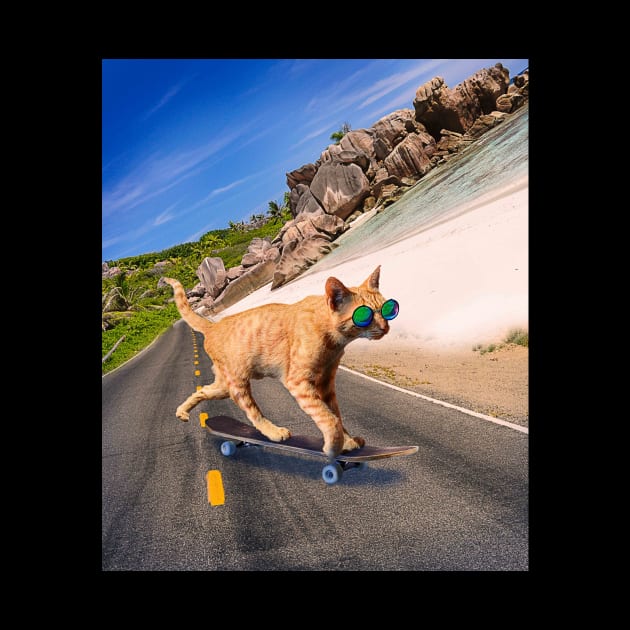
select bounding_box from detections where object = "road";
[102,320,528,570]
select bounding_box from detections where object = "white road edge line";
[338,365,528,435]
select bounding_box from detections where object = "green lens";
[353,305,373,327]
[381,299,399,320]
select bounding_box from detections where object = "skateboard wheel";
[220,441,237,457]
[322,463,343,485]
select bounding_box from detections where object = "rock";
[321,130,377,175]
[413,64,510,138]
[241,252,261,267]
[496,92,526,113]
[209,260,278,315]
[465,111,509,139]
[372,109,416,158]
[240,237,276,268]
[334,149,370,172]
[103,265,122,279]
[286,163,318,190]
[383,132,435,179]
[309,161,370,220]
[186,283,206,298]
[196,257,227,299]
[308,212,346,238]
[289,183,310,216]
[271,235,336,290]
[294,188,324,216]
[362,196,376,212]
[372,173,402,199]
[226,265,244,281]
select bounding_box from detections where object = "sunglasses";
[352,299,399,328]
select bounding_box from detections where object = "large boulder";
[383,132,436,179]
[196,257,227,298]
[286,163,318,190]
[321,129,377,176]
[413,63,510,138]
[372,109,418,159]
[308,161,370,220]
[271,235,336,290]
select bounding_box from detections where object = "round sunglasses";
[352,299,399,327]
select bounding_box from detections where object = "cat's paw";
[342,435,365,452]
[176,407,190,422]
[269,425,291,442]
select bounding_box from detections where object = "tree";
[267,199,284,221]
[330,122,352,144]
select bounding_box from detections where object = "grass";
[102,304,180,374]
[473,328,528,355]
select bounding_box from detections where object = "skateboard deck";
[205,415,419,484]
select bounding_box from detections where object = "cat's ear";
[361,265,381,291]
[326,277,352,312]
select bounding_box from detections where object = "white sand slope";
[217,181,528,352]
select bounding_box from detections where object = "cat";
[158,265,396,459]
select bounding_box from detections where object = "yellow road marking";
[196,385,202,391]
[206,470,225,506]
[199,412,208,427]
[195,369,200,376]
[194,360,199,365]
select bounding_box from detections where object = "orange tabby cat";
[158,266,397,458]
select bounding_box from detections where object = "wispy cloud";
[208,177,250,198]
[303,59,445,131]
[153,202,179,226]
[102,127,249,219]
[141,75,196,121]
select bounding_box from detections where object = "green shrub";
[102,304,180,373]
[505,328,528,347]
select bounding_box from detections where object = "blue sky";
[102,58,528,262]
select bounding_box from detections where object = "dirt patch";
[341,342,528,427]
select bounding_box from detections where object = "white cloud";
[141,75,196,121]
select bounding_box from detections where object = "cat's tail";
[158,277,213,335]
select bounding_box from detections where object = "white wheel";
[220,441,237,457]
[322,463,343,484]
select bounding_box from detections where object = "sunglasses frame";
[352,299,399,328]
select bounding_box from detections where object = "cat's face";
[325,266,396,342]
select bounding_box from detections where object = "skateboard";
[205,415,419,485]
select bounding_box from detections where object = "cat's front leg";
[322,384,365,453]
[286,381,345,458]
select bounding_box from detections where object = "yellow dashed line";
[196,385,202,391]
[206,470,225,506]
[199,412,208,427]
[195,369,200,376]
[194,360,199,365]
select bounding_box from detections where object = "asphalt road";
[102,320,528,570]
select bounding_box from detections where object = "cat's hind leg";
[228,381,291,442]
[175,381,229,421]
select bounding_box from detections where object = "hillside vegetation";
[102,203,292,373]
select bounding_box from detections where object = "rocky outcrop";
[413,63,510,139]
[171,64,529,300]
[267,63,528,290]
[271,235,336,290]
